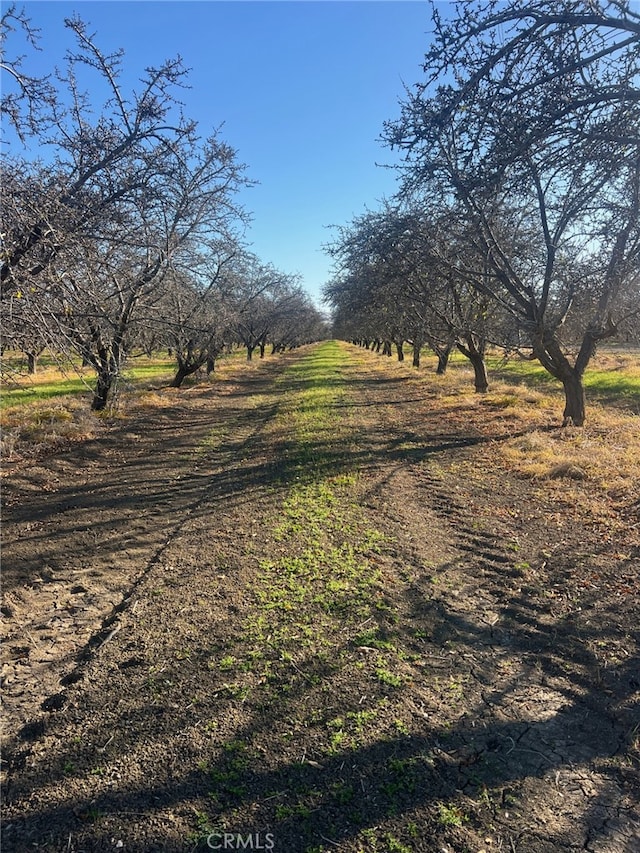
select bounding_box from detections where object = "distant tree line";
[0,7,327,409]
[324,0,640,425]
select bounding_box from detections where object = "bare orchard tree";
[0,161,75,377]
[268,289,327,354]
[159,246,244,388]
[324,271,387,353]
[233,261,303,360]
[324,207,422,362]
[0,283,41,377]
[0,4,56,142]
[324,204,505,389]
[1,15,240,298]
[385,0,640,425]
[1,15,250,409]
[64,134,248,409]
[0,298,47,373]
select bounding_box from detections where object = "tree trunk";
[456,337,488,392]
[91,373,112,411]
[435,346,452,375]
[560,371,586,426]
[470,352,489,392]
[246,345,255,361]
[259,341,266,358]
[171,365,190,388]
[172,356,209,386]
[206,356,216,375]
[396,342,404,361]
[412,342,421,368]
[532,332,590,426]
[26,352,37,374]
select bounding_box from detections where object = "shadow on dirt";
[3,596,638,851]
[2,404,532,593]
[2,351,639,852]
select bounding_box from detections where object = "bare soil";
[2,343,639,853]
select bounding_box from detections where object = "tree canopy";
[325,0,640,425]
[1,8,325,407]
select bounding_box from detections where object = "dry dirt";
[1,343,639,853]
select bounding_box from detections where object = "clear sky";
[7,1,436,304]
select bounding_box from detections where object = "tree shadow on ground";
[3,596,638,852]
[1,375,533,592]
[3,350,638,852]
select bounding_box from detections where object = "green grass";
[418,346,640,407]
[0,354,175,409]
[436,802,468,828]
[122,360,175,381]
[581,368,640,403]
[485,353,640,405]
[0,377,93,408]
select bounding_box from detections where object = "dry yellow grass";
[3,345,639,506]
[496,403,639,502]
[0,399,103,464]
[0,351,265,461]
[356,345,639,526]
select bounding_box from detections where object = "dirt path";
[1,361,285,743]
[2,343,639,853]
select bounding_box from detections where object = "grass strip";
[191,343,432,851]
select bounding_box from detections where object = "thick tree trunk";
[412,342,421,368]
[171,365,192,388]
[259,342,266,359]
[435,346,452,375]
[560,372,586,426]
[470,352,489,392]
[91,373,112,411]
[246,345,255,361]
[533,332,590,426]
[172,354,212,386]
[457,337,488,392]
[26,352,37,374]
[396,342,404,362]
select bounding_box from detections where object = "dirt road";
[2,342,639,852]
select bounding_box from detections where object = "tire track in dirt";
[2,344,638,853]
[344,353,639,853]
[2,348,337,852]
[1,360,288,751]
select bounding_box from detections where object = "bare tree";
[60,134,248,409]
[1,15,230,296]
[233,261,303,361]
[268,289,327,354]
[324,204,505,389]
[0,4,56,142]
[159,247,245,388]
[385,0,640,424]
[1,14,251,409]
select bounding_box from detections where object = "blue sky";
[8,1,436,304]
